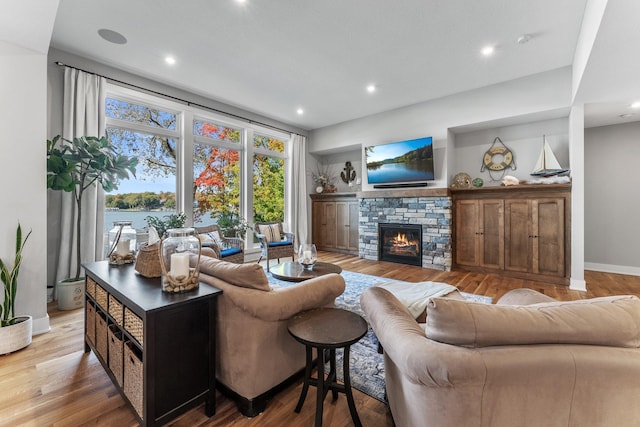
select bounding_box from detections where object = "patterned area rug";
[267,269,492,402]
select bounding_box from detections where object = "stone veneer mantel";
[357,189,452,271]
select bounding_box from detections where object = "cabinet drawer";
[124,307,143,346]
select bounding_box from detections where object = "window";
[104,84,290,252]
[253,133,286,223]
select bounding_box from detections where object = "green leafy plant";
[145,212,187,238]
[1,223,32,327]
[47,135,138,280]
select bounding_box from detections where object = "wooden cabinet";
[311,193,359,255]
[452,184,570,285]
[83,261,222,426]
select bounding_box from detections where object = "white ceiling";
[49,0,597,131]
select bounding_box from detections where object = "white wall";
[0,50,50,334]
[584,121,640,275]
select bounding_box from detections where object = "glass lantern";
[159,228,201,293]
[107,221,137,265]
[297,243,318,270]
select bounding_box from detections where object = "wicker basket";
[95,311,108,361]
[108,325,124,387]
[135,242,162,278]
[124,307,144,346]
[86,277,96,298]
[124,342,143,418]
[108,295,124,327]
[86,301,96,345]
[95,284,108,311]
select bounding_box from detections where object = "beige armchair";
[361,287,640,427]
[254,221,295,271]
[198,256,345,417]
[195,224,244,264]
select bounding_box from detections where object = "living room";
[2,0,640,425]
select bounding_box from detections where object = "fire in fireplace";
[379,223,422,266]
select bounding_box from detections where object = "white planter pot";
[58,278,85,310]
[0,316,33,355]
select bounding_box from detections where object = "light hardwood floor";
[2,253,640,427]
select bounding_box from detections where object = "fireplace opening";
[379,223,422,266]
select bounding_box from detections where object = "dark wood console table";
[82,261,222,426]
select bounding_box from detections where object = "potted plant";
[47,135,137,309]
[0,223,32,355]
[145,212,187,238]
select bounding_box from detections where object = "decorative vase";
[0,315,32,355]
[57,278,85,310]
[298,243,318,270]
[159,228,201,293]
[107,221,137,265]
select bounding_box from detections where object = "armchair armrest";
[360,287,485,387]
[201,241,222,258]
[224,273,345,321]
[221,236,244,250]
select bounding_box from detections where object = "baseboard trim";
[584,262,640,277]
[32,313,51,336]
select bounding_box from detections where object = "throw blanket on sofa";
[375,280,457,319]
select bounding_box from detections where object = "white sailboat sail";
[531,136,569,176]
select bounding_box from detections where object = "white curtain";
[291,134,308,246]
[52,68,106,283]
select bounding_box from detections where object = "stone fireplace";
[358,190,452,271]
[379,223,422,266]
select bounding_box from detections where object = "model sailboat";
[530,136,569,177]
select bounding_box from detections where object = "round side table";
[288,307,368,427]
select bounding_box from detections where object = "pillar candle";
[116,238,130,256]
[170,252,190,278]
[303,250,312,262]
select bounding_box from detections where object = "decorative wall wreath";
[480,137,516,181]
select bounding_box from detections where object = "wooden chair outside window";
[254,222,295,271]
[194,224,245,264]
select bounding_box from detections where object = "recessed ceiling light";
[366,84,376,93]
[481,45,495,56]
[236,0,246,3]
[631,101,640,109]
[296,108,304,115]
[97,28,127,45]
[165,56,176,65]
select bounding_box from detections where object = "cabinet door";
[533,198,565,277]
[479,200,504,269]
[312,201,325,247]
[324,202,337,248]
[504,200,533,273]
[455,200,480,266]
[336,202,349,249]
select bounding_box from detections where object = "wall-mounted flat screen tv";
[365,136,434,185]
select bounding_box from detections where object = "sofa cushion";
[199,256,270,291]
[258,224,281,242]
[426,295,640,348]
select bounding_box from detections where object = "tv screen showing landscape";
[365,136,434,184]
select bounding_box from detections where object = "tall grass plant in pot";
[47,135,137,309]
[0,223,32,355]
